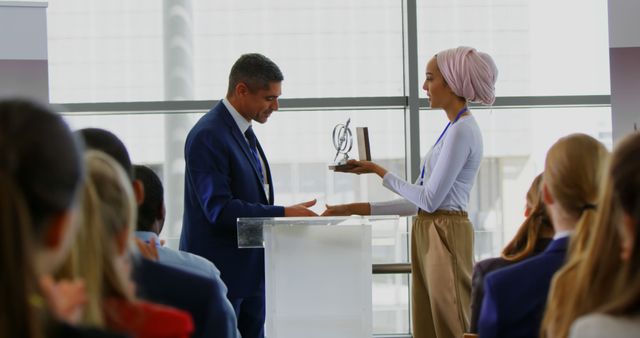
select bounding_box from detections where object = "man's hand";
[135,237,159,261]
[284,199,318,217]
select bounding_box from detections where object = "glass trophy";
[328,118,371,171]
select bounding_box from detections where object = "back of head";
[227,53,283,96]
[611,132,640,249]
[544,133,608,221]
[67,151,137,326]
[77,128,133,181]
[0,98,83,338]
[435,46,499,105]
[134,165,165,234]
[606,132,640,314]
[541,134,633,337]
[502,173,553,261]
[0,99,83,234]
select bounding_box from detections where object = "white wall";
[0,1,49,102]
[608,0,640,142]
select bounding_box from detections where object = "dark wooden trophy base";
[328,163,357,172]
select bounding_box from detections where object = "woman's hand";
[336,160,388,178]
[39,275,87,325]
[322,202,371,216]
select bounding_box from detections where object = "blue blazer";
[179,101,284,298]
[478,236,569,338]
[133,258,240,338]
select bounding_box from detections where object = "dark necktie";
[244,126,264,182]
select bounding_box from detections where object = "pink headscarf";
[435,46,499,105]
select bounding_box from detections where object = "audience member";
[478,133,608,338]
[540,165,620,337]
[133,164,231,284]
[59,150,194,337]
[468,173,553,333]
[0,99,126,338]
[77,128,240,338]
[550,132,640,338]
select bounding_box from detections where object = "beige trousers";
[411,210,474,338]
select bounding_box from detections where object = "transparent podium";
[237,216,398,338]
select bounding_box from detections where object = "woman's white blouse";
[371,115,483,215]
[569,313,640,338]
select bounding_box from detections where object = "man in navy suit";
[180,53,317,338]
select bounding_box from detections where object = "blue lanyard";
[419,106,468,185]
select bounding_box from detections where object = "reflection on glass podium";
[238,216,399,338]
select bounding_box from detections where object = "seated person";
[133,164,227,282]
[469,173,553,333]
[0,99,126,338]
[544,133,640,338]
[478,134,609,338]
[58,150,194,338]
[77,127,240,338]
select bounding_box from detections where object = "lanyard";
[419,106,468,185]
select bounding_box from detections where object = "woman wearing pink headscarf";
[324,46,498,338]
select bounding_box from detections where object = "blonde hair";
[539,134,610,338]
[60,150,137,327]
[501,173,553,262]
[543,133,608,255]
[541,173,620,338]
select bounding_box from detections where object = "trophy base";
[328,163,357,172]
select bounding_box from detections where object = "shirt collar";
[553,230,573,240]
[222,98,252,134]
[135,231,160,247]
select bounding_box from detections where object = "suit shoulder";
[486,251,559,290]
[187,109,232,144]
[475,257,510,273]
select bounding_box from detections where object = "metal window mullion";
[54,95,611,115]
[402,0,421,183]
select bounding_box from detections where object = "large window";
[47,1,163,103]
[193,1,404,99]
[416,0,610,97]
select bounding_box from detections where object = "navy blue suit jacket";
[478,236,569,338]
[180,101,284,298]
[133,257,240,338]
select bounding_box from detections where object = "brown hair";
[502,173,553,261]
[540,134,611,338]
[603,132,640,314]
[0,99,83,338]
[541,175,621,337]
[543,133,608,255]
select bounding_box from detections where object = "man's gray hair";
[227,53,283,96]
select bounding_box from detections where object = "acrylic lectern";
[237,216,398,338]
